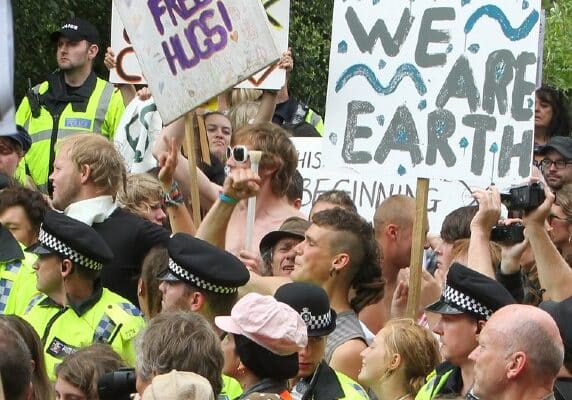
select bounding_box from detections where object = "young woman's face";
[55,377,87,400]
[535,94,554,131]
[205,113,232,161]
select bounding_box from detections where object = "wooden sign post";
[184,113,203,226]
[406,177,429,319]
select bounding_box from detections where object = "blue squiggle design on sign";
[335,63,427,96]
[464,5,539,41]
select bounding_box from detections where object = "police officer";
[0,125,32,185]
[15,17,125,192]
[275,282,370,400]
[158,232,250,322]
[23,210,144,380]
[415,263,515,400]
[157,232,250,400]
[0,223,37,315]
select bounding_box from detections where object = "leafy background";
[12,0,571,117]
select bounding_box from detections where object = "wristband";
[219,193,238,205]
[164,181,184,207]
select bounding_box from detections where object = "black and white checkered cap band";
[38,228,103,271]
[168,258,237,294]
[301,308,333,331]
[443,285,493,320]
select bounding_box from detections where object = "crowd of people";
[1,14,572,400]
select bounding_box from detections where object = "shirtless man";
[175,122,304,261]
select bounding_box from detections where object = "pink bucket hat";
[215,292,308,355]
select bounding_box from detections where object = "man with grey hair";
[469,304,564,400]
[0,323,33,400]
[135,311,226,398]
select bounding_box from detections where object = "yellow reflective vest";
[22,286,144,381]
[0,243,38,316]
[15,74,124,191]
[221,374,243,400]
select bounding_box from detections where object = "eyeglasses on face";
[226,145,250,163]
[539,159,572,170]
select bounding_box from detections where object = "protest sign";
[114,0,281,124]
[293,137,483,232]
[0,1,16,136]
[236,0,290,90]
[109,2,146,84]
[323,0,541,186]
[114,97,162,173]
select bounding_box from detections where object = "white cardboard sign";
[109,2,146,84]
[236,0,290,90]
[114,0,281,124]
[323,0,541,187]
[0,1,16,136]
[294,137,489,233]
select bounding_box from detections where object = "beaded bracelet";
[164,181,184,207]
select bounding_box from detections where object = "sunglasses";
[226,145,250,163]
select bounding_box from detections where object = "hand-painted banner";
[236,0,290,90]
[323,0,541,186]
[114,0,281,124]
[114,97,162,173]
[109,2,146,84]
[0,1,16,136]
[293,137,508,233]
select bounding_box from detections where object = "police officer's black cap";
[50,17,100,44]
[275,282,336,337]
[426,263,515,321]
[26,210,113,271]
[158,233,249,294]
[540,297,572,355]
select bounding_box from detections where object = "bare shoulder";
[329,339,367,381]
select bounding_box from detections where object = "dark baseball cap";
[538,136,572,159]
[540,297,572,354]
[50,17,99,44]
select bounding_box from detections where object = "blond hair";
[117,173,163,218]
[228,101,260,131]
[378,318,440,394]
[556,184,572,219]
[57,134,126,197]
[450,238,501,271]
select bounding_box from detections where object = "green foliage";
[542,0,572,92]
[13,0,112,103]
[288,0,333,116]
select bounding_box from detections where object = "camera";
[98,367,137,400]
[490,223,525,244]
[500,182,545,212]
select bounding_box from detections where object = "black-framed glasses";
[226,145,249,163]
[539,159,572,170]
